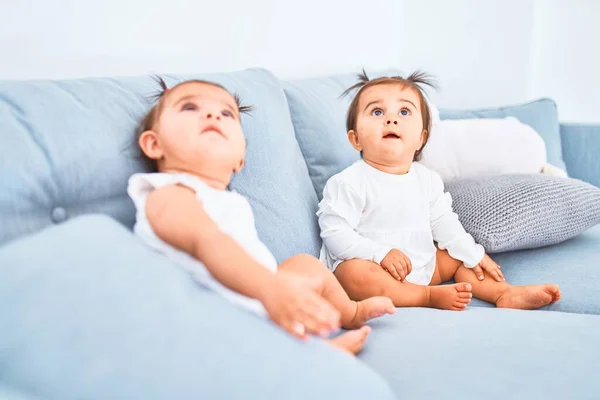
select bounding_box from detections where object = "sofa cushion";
[360,307,600,399]
[465,224,600,314]
[0,385,40,400]
[420,117,547,182]
[0,215,395,400]
[445,174,600,252]
[439,98,566,171]
[560,123,600,188]
[0,69,321,261]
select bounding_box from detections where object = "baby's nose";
[386,119,398,125]
[203,111,220,120]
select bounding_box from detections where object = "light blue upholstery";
[561,123,600,188]
[0,69,320,262]
[2,68,600,399]
[283,70,401,200]
[467,224,600,314]
[0,215,395,400]
[440,99,566,171]
[0,384,41,400]
[359,307,600,399]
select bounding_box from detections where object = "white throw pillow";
[420,117,547,182]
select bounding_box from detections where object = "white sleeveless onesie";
[128,172,278,315]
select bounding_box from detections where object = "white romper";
[128,172,278,315]
[318,160,484,285]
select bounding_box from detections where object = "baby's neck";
[363,158,411,175]
[161,167,230,191]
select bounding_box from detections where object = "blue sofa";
[1,68,599,399]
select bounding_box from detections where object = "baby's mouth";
[383,132,401,139]
[201,124,224,137]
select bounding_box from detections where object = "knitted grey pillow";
[445,174,600,253]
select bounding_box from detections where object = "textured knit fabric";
[318,160,484,285]
[128,173,277,316]
[445,174,600,252]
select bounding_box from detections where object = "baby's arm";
[146,184,340,338]
[318,179,392,265]
[146,184,276,300]
[428,171,485,268]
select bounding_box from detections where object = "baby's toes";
[550,287,562,302]
[452,301,468,311]
[457,291,473,300]
[455,282,473,293]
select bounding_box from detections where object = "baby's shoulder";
[324,161,367,193]
[127,172,178,208]
[412,162,444,185]
[412,163,446,197]
[411,162,437,178]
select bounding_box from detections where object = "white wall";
[4,0,598,121]
[529,0,600,123]
[1,0,535,110]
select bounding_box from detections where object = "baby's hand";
[380,249,412,281]
[260,271,341,340]
[469,254,504,282]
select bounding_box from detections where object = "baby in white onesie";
[128,77,395,355]
[318,70,561,311]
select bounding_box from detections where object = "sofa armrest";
[560,123,600,187]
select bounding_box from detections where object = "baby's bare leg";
[278,254,395,330]
[334,259,473,311]
[438,250,562,309]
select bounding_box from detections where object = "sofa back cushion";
[0,69,321,260]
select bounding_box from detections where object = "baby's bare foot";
[428,283,473,311]
[496,284,561,310]
[327,326,371,355]
[346,297,396,329]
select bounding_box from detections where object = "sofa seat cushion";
[464,224,600,314]
[359,307,600,399]
[0,215,394,400]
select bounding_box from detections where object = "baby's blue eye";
[182,103,197,111]
[371,108,384,116]
[399,108,411,116]
[222,110,233,118]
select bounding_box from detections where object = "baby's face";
[155,82,246,178]
[351,83,426,167]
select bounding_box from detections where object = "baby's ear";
[420,130,429,147]
[139,130,163,160]
[347,130,362,151]
[234,158,245,173]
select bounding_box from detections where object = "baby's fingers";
[383,263,401,281]
[472,265,485,281]
[282,319,308,341]
[303,294,341,333]
[492,267,505,282]
[396,262,407,282]
[403,256,412,276]
[294,308,330,337]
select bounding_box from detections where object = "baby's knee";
[338,260,383,288]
